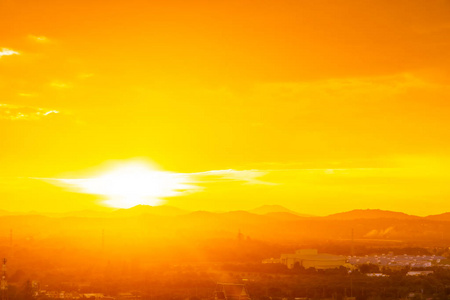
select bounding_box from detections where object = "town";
[2,246,450,300]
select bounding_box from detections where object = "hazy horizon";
[0,203,448,218]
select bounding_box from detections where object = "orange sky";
[1,0,450,215]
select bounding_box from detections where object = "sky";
[1,0,450,215]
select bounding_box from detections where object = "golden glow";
[1,0,450,215]
[58,162,194,208]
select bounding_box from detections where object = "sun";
[57,162,194,208]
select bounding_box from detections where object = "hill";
[265,212,305,221]
[249,205,313,217]
[425,212,450,221]
[324,209,419,220]
[111,204,190,217]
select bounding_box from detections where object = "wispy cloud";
[0,48,19,58]
[187,169,275,185]
[43,110,59,116]
[18,93,37,97]
[0,103,60,121]
[251,73,430,106]
[28,35,50,43]
[50,81,71,89]
[78,73,94,79]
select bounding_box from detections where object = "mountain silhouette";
[249,205,313,217]
[425,212,450,221]
[112,204,190,217]
[323,209,419,220]
[1,207,450,246]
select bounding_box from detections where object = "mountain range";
[1,205,448,220]
[0,205,448,252]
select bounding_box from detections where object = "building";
[265,249,347,269]
[214,283,251,300]
[366,273,389,277]
[406,271,434,276]
[261,258,281,264]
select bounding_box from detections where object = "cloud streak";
[0,103,60,121]
[50,81,71,89]
[0,48,19,58]
[186,169,275,185]
[28,35,49,43]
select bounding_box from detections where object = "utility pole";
[351,228,354,256]
[1,258,8,300]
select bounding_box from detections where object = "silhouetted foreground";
[1,210,450,300]
[4,265,450,300]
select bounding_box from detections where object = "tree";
[20,280,34,300]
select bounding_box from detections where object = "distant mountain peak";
[249,205,313,217]
[112,204,190,217]
[325,209,418,220]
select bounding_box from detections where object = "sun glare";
[58,162,194,208]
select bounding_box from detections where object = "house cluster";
[263,249,449,271]
[366,270,435,277]
[347,253,447,268]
